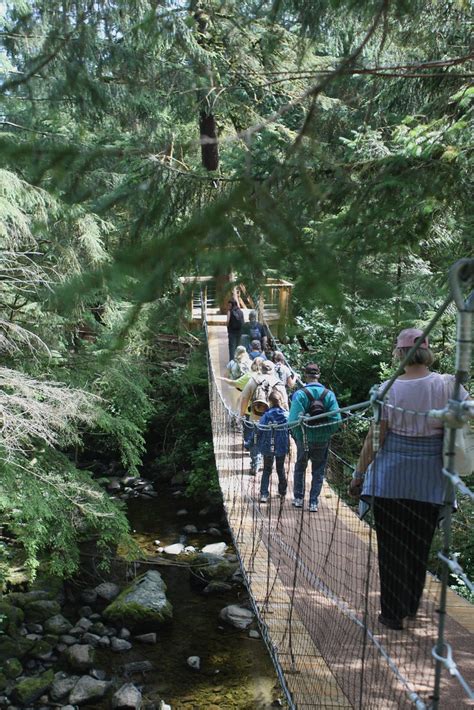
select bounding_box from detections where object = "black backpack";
[302,386,330,424]
[249,323,262,341]
[228,307,244,331]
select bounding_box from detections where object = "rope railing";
[201,259,474,709]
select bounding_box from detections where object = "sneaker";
[293,498,303,508]
[309,503,318,513]
[259,495,269,503]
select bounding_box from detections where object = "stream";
[102,486,284,709]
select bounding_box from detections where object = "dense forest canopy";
[0,1,472,580]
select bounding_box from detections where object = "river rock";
[118,628,131,640]
[111,638,132,652]
[78,606,93,618]
[112,683,142,709]
[24,600,61,623]
[191,554,238,583]
[26,622,43,633]
[182,524,198,535]
[249,629,260,639]
[11,669,54,705]
[98,636,111,648]
[163,543,184,555]
[31,639,54,660]
[107,478,122,492]
[90,669,107,680]
[187,656,200,670]
[44,614,72,635]
[80,589,97,605]
[203,581,232,595]
[207,527,221,537]
[77,617,93,631]
[69,675,111,705]
[7,591,50,608]
[3,658,22,679]
[0,635,35,662]
[202,542,227,556]
[121,660,153,676]
[103,570,172,629]
[95,582,120,601]
[219,605,254,630]
[82,632,101,647]
[134,633,156,644]
[65,644,95,671]
[59,634,76,645]
[50,674,80,701]
[0,601,24,635]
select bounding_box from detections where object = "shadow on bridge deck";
[207,325,474,710]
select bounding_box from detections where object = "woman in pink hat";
[350,328,469,630]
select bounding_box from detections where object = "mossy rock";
[0,635,35,662]
[24,599,61,623]
[188,553,238,582]
[31,639,53,660]
[4,657,23,679]
[0,673,8,691]
[103,570,172,629]
[0,600,24,635]
[12,669,54,705]
[6,591,51,608]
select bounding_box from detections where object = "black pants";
[372,498,439,622]
[228,330,241,360]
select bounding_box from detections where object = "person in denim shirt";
[257,391,289,502]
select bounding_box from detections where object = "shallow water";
[98,488,284,709]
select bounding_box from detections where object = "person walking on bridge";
[240,360,288,475]
[350,328,470,631]
[288,363,341,512]
[226,298,244,360]
[240,310,268,353]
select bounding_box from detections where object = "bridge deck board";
[207,325,474,709]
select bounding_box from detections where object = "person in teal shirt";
[288,363,341,512]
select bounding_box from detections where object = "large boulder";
[11,669,54,705]
[219,605,254,630]
[103,571,172,629]
[24,599,61,623]
[69,675,112,705]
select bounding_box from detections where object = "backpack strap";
[302,385,329,406]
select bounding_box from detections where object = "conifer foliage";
[0,1,472,581]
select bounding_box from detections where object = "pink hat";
[396,328,429,349]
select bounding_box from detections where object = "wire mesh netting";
[205,319,473,710]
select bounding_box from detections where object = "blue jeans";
[261,455,287,497]
[228,331,241,360]
[293,440,329,505]
[243,419,262,473]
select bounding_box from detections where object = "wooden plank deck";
[207,325,474,709]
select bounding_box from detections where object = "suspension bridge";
[194,262,474,709]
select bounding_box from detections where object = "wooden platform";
[207,325,474,709]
